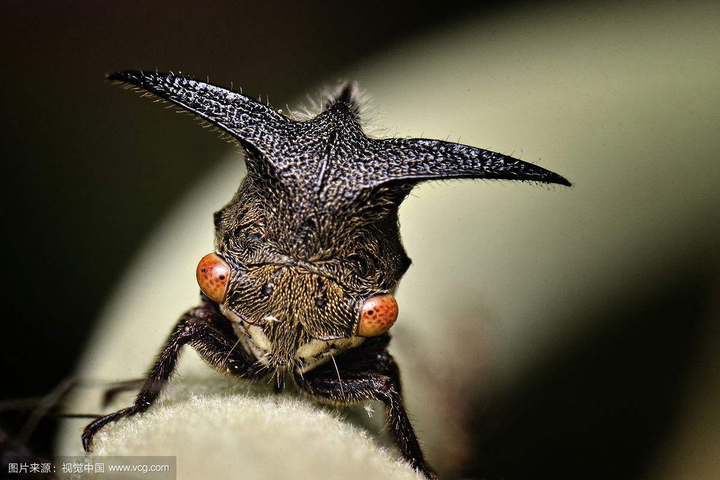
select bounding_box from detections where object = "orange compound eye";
[357,294,398,337]
[196,253,231,303]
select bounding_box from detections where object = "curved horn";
[107,71,289,155]
[362,138,571,187]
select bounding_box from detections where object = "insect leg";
[82,301,265,452]
[294,336,437,479]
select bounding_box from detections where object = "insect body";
[83,72,570,478]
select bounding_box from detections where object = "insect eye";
[196,253,231,303]
[357,294,398,337]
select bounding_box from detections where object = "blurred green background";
[3,1,720,479]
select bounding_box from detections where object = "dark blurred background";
[2,1,719,479]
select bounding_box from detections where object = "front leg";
[82,300,267,452]
[294,335,438,479]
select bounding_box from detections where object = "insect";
[82,71,570,479]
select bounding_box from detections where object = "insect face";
[197,152,414,370]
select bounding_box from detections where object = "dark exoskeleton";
[82,71,571,479]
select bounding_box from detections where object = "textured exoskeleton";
[83,72,570,479]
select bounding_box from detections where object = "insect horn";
[108,71,571,193]
[106,71,289,169]
[364,137,571,188]
[327,81,361,118]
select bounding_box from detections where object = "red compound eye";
[357,294,398,337]
[196,253,231,303]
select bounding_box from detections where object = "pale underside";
[222,304,366,374]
